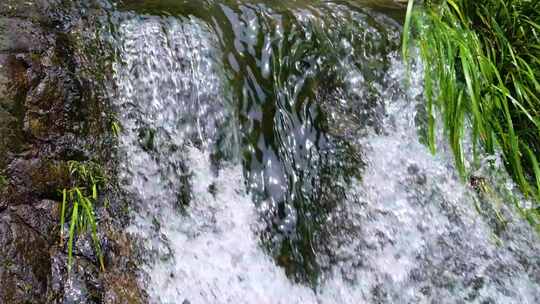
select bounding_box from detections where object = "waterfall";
[106,2,540,303]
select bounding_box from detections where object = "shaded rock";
[6,158,70,202]
[11,200,60,243]
[0,108,23,167]
[22,65,87,141]
[0,211,50,304]
[0,0,60,25]
[26,71,66,110]
[46,222,147,304]
[0,17,49,53]
[0,53,30,109]
[0,54,30,168]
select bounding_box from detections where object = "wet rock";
[0,211,50,304]
[26,72,66,110]
[48,247,102,304]
[0,108,22,167]
[102,272,146,304]
[0,54,30,167]
[46,223,147,304]
[11,200,60,243]
[0,17,49,53]
[67,258,102,303]
[0,0,59,25]
[22,58,85,141]
[6,158,70,201]
[46,247,66,303]
[0,0,145,302]
[0,54,30,108]
[101,224,148,303]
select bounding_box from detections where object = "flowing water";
[101,0,540,303]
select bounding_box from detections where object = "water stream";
[102,1,540,303]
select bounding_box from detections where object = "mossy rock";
[0,109,24,169]
[6,158,70,202]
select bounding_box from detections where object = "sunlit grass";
[403,0,540,228]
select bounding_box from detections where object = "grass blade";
[68,201,79,272]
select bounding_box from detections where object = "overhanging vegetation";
[404,0,540,228]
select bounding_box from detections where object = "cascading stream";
[104,1,540,303]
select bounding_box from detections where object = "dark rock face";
[0,0,59,24]
[0,17,49,53]
[0,211,50,303]
[0,54,28,170]
[0,1,145,303]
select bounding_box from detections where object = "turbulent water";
[102,1,540,303]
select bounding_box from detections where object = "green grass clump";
[403,0,540,226]
[60,161,106,272]
[111,120,122,138]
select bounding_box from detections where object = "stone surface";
[102,272,146,304]
[6,158,69,202]
[0,211,50,304]
[0,108,22,168]
[0,1,146,303]
[0,0,59,24]
[0,54,29,108]
[11,200,60,243]
[0,17,49,53]
[0,54,29,168]
[101,228,146,304]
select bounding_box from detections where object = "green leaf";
[68,201,79,272]
[402,0,415,61]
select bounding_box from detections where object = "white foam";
[110,11,540,304]
[145,147,320,304]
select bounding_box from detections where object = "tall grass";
[403,0,540,227]
[60,161,106,272]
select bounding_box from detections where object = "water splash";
[107,2,540,303]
